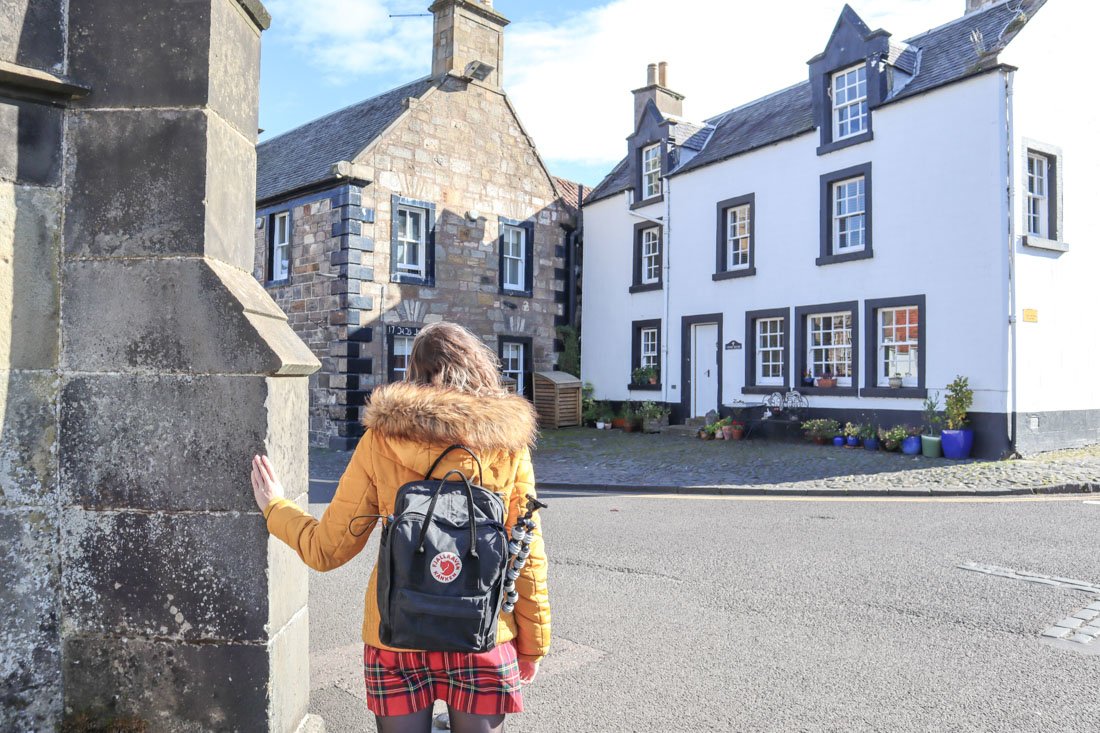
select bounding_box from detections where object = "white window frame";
[726,204,751,271]
[832,64,868,141]
[640,327,658,371]
[755,318,784,386]
[502,224,526,290]
[502,341,525,395]
[877,306,919,387]
[642,144,662,200]
[807,312,853,386]
[832,176,866,254]
[395,205,426,278]
[271,211,290,281]
[1026,152,1049,239]
[391,335,414,382]
[641,228,660,284]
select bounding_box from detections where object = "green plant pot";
[921,435,942,458]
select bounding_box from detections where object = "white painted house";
[581,0,1099,458]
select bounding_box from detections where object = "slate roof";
[256,76,434,202]
[586,0,1045,203]
[552,176,587,216]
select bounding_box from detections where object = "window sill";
[626,383,662,392]
[629,282,663,294]
[741,385,789,395]
[713,267,756,281]
[817,130,873,156]
[265,277,290,287]
[391,273,434,286]
[499,287,533,298]
[630,195,664,211]
[796,386,859,397]
[816,249,873,266]
[859,386,928,399]
[1022,235,1068,253]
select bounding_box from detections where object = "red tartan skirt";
[363,641,524,717]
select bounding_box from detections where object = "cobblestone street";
[309,428,1100,498]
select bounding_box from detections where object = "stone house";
[582,0,1099,458]
[254,0,580,449]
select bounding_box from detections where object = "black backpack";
[376,445,509,653]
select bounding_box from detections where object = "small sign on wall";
[725,340,742,350]
[1022,309,1039,323]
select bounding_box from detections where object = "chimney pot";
[647,63,657,86]
[658,61,668,87]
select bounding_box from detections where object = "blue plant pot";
[941,429,974,459]
[864,438,878,451]
[846,436,860,447]
[832,436,845,447]
[901,435,922,455]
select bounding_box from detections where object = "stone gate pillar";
[1,1,321,730]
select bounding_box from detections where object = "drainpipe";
[662,173,672,412]
[1004,71,1018,456]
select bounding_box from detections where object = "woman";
[251,321,550,733]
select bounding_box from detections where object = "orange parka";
[264,382,551,663]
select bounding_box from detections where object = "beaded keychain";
[502,494,548,613]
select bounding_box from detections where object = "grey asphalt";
[305,491,1100,732]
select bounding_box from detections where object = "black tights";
[374,706,505,733]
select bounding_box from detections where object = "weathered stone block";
[63,634,268,731]
[206,112,258,269]
[64,109,207,258]
[0,183,60,371]
[0,0,64,72]
[61,258,319,375]
[0,99,62,186]
[0,508,61,730]
[270,606,310,733]
[62,509,270,641]
[0,371,58,507]
[208,0,263,137]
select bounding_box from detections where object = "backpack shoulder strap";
[425,444,484,485]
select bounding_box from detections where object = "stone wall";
[2,1,321,730]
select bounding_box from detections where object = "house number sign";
[725,340,742,350]
[386,325,421,337]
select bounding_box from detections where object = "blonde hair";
[406,322,509,397]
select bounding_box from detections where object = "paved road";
[306,492,1100,732]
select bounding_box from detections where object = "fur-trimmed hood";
[362,382,538,453]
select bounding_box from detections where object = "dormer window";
[832,65,868,141]
[642,144,662,199]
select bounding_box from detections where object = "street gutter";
[535,482,1100,498]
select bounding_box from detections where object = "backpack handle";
[425,444,484,486]
[415,469,479,560]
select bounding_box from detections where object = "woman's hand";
[518,659,539,685]
[251,454,285,513]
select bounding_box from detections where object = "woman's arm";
[510,447,551,681]
[254,432,381,572]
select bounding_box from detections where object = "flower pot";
[941,429,974,459]
[846,436,860,447]
[888,376,904,389]
[731,428,745,441]
[901,435,922,455]
[648,377,657,385]
[921,435,942,458]
[863,437,879,451]
[721,425,735,440]
[713,427,725,440]
[832,436,845,447]
[816,378,836,388]
[595,421,606,430]
[643,418,666,434]
[812,436,827,446]
[802,376,815,387]
[611,417,626,430]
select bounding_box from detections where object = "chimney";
[965,0,995,14]
[429,0,510,88]
[632,60,684,129]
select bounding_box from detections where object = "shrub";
[944,375,973,430]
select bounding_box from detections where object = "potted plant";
[888,373,904,389]
[843,422,861,447]
[639,401,669,433]
[921,392,944,458]
[878,425,907,452]
[942,375,974,459]
[728,420,745,440]
[631,366,657,386]
[815,370,836,388]
[701,424,717,440]
[859,423,878,451]
[610,403,626,430]
[595,403,613,430]
[622,401,641,432]
[803,418,840,446]
[801,369,815,387]
[901,426,922,455]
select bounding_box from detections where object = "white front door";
[691,323,718,417]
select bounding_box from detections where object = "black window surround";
[714,193,757,281]
[816,61,875,156]
[629,318,662,391]
[386,325,421,383]
[265,209,291,285]
[1021,139,1067,252]
[742,308,790,395]
[630,139,665,210]
[497,216,535,297]
[861,295,927,399]
[793,300,859,397]
[679,313,723,420]
[390,194,436,286]
[630,221,663,293]
[498,335,533,400]
[818,163,873,266]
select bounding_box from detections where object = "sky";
[259,0,968,188]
